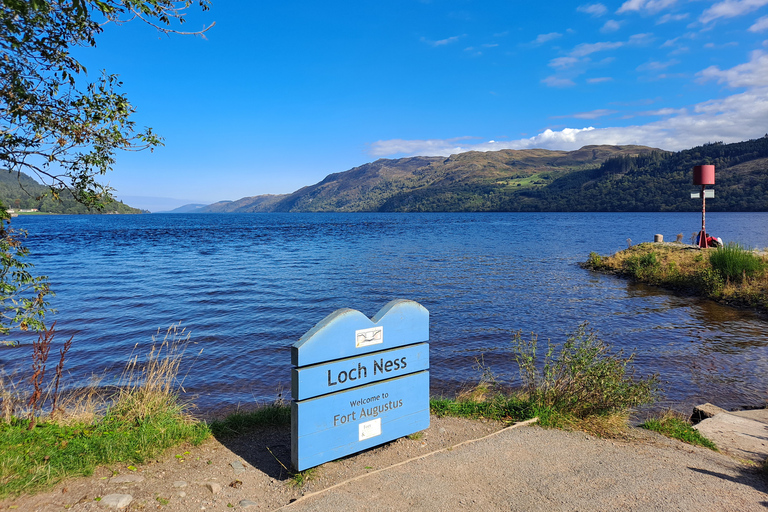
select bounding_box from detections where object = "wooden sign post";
[291,299,430,471]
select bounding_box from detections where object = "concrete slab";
[694,411,768,463]
[730,408,768,425]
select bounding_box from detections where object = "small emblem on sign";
[359,418,382,441]
[355,326,383,348]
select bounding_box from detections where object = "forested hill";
[201,145,659,213]
[506,136,768,212]
[0,171,142,214]
[201,137,768,212]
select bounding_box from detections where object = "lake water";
[2,212,768,414]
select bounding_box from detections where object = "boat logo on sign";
[355,326,383,348]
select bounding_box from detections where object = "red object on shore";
[693,165,715,185]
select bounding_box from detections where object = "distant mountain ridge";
[194,137,768,213]
[200,145,658,213]
[0,171,142,214]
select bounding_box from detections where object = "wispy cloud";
[637,59,679,71]
[601,20,622,33]
[553,109,619,119]
[420,35,464,47]
[617,0,677,14]
[549,56,581,69]
[587,76,614,83]
[570,41,625,57]
[640,107,687,116]
[577,3,608,17]
[700,0,768,25]
[657,13,689,24]
[368,137,478,157]
[541,76,577,87]
[750,15,768,32]
[533,32,563,45]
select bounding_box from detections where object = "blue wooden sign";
[291,299,429,471]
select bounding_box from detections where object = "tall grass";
[0,324,209,498]
[709,242,766,283]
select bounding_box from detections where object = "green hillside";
[0,171,142,214]
[506,137,768,212]
[202,145,659,213]
[197,136,768,213]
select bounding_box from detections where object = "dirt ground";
[1,415,766,512]
[0,416,506,511]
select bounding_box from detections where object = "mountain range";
[185,136,768,213]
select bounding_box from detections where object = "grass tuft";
[709,242,766,283]
[640,411,718,450]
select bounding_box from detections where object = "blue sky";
[78,1,768,212]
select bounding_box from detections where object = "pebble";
[202,481,223,494]
[240,499,259,508]
[98,494,133,509]
[230,460,246,475]
[173,481,188,488]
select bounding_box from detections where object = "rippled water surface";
[3,212,767,413]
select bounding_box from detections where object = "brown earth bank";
[2,415,766,512]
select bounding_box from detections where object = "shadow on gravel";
[688,466,768,495]
[213,425,295,481]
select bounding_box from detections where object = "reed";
[0,324,209,498]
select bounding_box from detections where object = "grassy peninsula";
[583,242,768,314]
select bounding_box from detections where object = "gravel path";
[1,416,766,511]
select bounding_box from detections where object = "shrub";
[511,323,660,419]
[709,243,765,283]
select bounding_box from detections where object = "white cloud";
[697,50,768,87]
[657,13,689,24]
[601,20,622,33]
[421,35,463,47]
[556,109,619,119]
[570,40,625,57]
[549,56,581,68]
[629,33,654,44]
[533,32,563,44]
[700,0,768,24]
[637,59,679,71]
[577,3,608,17]
[617,0,677,14]
[542,76,577,87]
[368,137,478,157]
[640,108,688,115]
[588,77,614,83]
[750,15,768,31]
[368,51,768,157]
